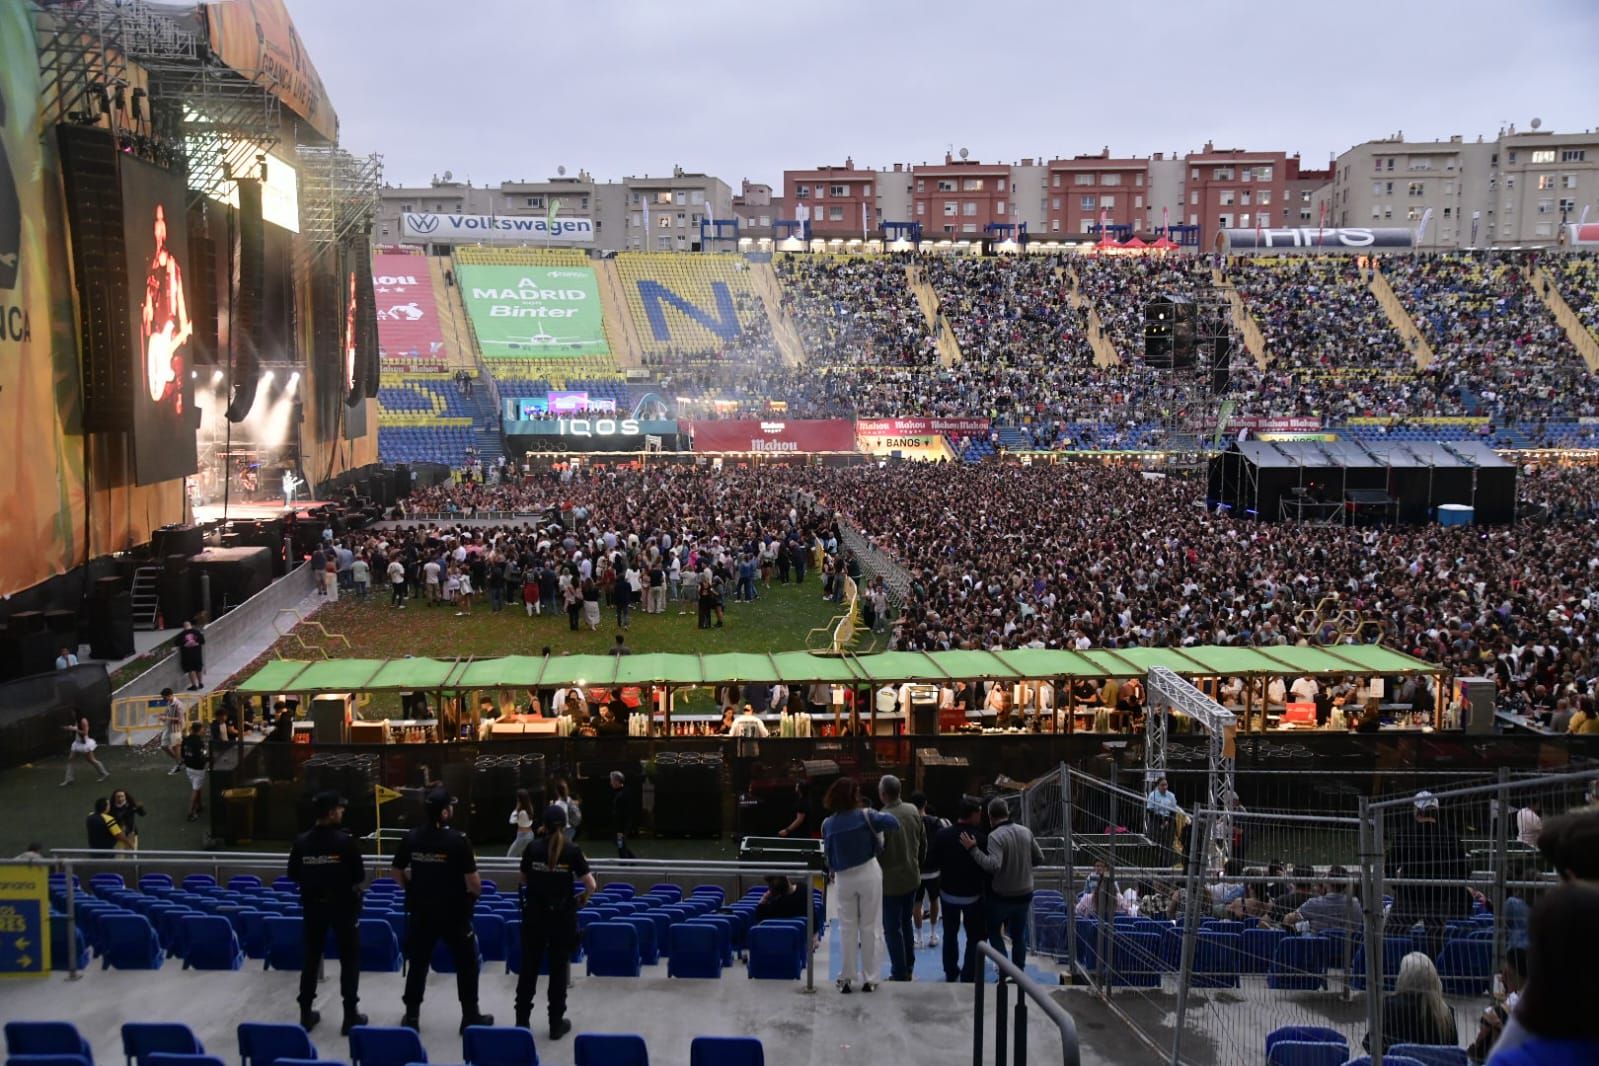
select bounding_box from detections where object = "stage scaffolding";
[296,145,383,267]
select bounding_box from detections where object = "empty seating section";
[453,246,589,269]
[1385,251,1599,421]
[1228,257,1420,419]
[377,373,478,465]
[615,253,766,359]
[775,255,934,366]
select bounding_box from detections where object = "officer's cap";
[543,804,567,828]
[424,787,456,815]
[312,790,347,815]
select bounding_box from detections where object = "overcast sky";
[289,0,1599,191]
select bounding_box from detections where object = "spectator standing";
[387,557,407,607]
[876,774,926,982]
[177,620,205,691]
[610,771,638,858]
[911,792,948,948]
[1390,791,1471,958]
[822,777,901,993]
[108,789,145,851]
[930,798,988,982]
[1487,882,1599,1066]
[514,804,594,1040]
[1516,801,1543,847]
[288,792,367,1035]
[85,797,122,850]
[180,722,208,822]
[966,797,1045,969]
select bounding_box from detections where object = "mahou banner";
[687,419,856,453]
[856,417,990,437]
[372,253,444,362]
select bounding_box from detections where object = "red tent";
[1121,236,1148,249]
[1151,236,1180,251]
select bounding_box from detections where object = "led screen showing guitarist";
[141,203,192,411]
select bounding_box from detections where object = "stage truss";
[296,145,383,266]
[1145,665,1237,865]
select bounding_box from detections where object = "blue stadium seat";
[585,922,642,977]
[181,915,243,970]
[1191,931,1241,988]
[667,924,722,978]
[503,919,522,975]
[685,917,733,968]
[357,919,402,973]
[1387,1048,1466,1066]
[621,916,659,966]
[101,914,165,970]
[1435,939,1492,995]
[1266,1028,1346,1058]
[51,914,90,972]
[1241,927,1286,974]
[1350,937,1413,992]
[460,1027,536,1066]
[141,1056,222,1066]
[572,1034,646,1066]
[122,1025,202,1066]
[7,1055,92,1066]
[1340,1058,1426,1066]
[648,884,682,902]
[746,924,802,980]
[5,1024,93,1064]
[689,1036,763,1066]
[138,875,174,893]
[1267,936,1330,991]
[471,914,506,963]
[348,1028,423,1066]
[689,886,724,907]
[1267,1042,1347,1066]
[430,934,483,974]
[263,918,305,972]
[236,1025,316,1066]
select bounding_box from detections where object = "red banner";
[373,254,444,364]
[856,417,990,437]
[687,419,856,453]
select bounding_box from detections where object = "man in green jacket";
[878,774,926,981]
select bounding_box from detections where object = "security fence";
[1046,765,1598,1065]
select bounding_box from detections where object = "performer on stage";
[141,204,192,412]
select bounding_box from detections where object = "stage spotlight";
[261,369,275,383]
[286,371,301,388]
[190,370,198,379]
[212,369,225,384]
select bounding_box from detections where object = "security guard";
[391,787,493,1032]
[287,791,368,1034]
[514,804,595,1039]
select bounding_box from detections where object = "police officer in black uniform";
[287,791,368,1034]
[514,804,595,1039]
[391,787,493,1033]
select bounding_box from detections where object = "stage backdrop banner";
[0,3,87,596]
[372,253,444,363]
[202,0,337,142]
[1216,227,1415,253]
[856,417,990,437]
[457,265,609,358]
[401,212,595,245]
[687,419,856,453]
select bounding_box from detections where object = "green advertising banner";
[457,265,609,358]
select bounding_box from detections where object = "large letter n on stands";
[637,279,741,342]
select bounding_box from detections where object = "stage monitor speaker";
[6,610,45,635]
[1210,333,1232,394]
[90,594,136,660]
[93,574,126,599]
[57,125,134,432]
[227,182,264,423]
[44,609,79,649]
[152,523,204,558]
[11,629,57,678]
[160,557,193,624]
[393,464,412,497]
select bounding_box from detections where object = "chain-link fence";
[1051,764,1597,1065]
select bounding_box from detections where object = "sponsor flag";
[1161,205,1169,236]
[1099,207,1109,239]
[1470,210,1480,246]
[1414,206,1434,246]
[1316,200,1327,247]
[547,198,561,225]
[641,195,651,244]
[1582,205,1592,225]
[862,201,869,241]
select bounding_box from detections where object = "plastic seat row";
[5,1021,766,1066]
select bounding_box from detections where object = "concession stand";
[196,642,1553,847]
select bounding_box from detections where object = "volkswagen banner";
[686,419,856,453]
[401,212,595,245]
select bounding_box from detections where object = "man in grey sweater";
[963,797,1045,969]
[878,774,926,981]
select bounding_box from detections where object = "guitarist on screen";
[141,203,191,411]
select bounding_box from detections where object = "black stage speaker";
[152,523,204,558]
[1211,332,1232,394]
[90,593,136,660]
[393,464,412,498]
[227,182,264,423]
[44,609,79,651]
[187,201,218,369]
[353,241,380,400]
[58,125,133,432]
[311,271,342,435]
[160,554,193,624]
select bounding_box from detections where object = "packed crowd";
[1550,253,1599,344]
[1074,255,1215,365]
[776,255,936,367]
[1384,252,1599,423]
[1225,256,1431,420]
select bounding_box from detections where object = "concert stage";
[193,498,339,524]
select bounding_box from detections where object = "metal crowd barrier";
[973,941,1081,1066]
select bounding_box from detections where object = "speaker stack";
[393,464,412,498]
[152,523,205,559]
[160,553,194,626]
[57,125,133,433]
[3,610,56,679]
[651,753,722,837]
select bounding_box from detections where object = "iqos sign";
[559,417,641,437]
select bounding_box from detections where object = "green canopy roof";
[237,643,1436,694]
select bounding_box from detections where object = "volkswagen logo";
[407,213,439,234]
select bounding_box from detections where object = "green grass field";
[0,581,846,858]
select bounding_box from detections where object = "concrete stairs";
[748,260,808,367]
[907,264,965,366]
[1062,266,1122,368]
[1214,266,1269,369]
[1366,264,1437,369]
[429,256,478,369]
[1530,264,1599,371]
[465,385,505,467]
[593,258,646,370]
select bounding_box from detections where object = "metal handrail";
[973,941,1080,1066]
